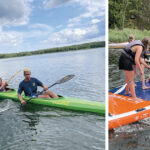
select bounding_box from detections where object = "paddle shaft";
[0,70,21,90]
[6,70,21,84]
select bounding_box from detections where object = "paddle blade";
[114,83,127,94]
[55,74,75,84]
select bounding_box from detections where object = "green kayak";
[0,89,105,115]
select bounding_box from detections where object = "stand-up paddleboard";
[109,81,150,130]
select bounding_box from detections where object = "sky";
[0,0,105,53]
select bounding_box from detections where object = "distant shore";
[0,41,105,59]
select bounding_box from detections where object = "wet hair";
[129,34,135,42]
[142,37,150,50]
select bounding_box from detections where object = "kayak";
[0,89,105,115]
[109,81,150,130]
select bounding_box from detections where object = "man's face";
[24,71,31,81]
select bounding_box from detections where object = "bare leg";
[38,94,51,99]
[146,78,150,83]
[43,91,58,98]
[133,65,137,86]
[141,64,150,90]
[125,70,139,100]
[124,70,130,94]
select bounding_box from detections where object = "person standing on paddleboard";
[119,37,150,100]
[0,78,8,92]
[128,35,149,90]
[18,68,58,105]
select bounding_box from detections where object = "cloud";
[43,24,101,45]
[0,23,53,50]
[91,19,101,24]
[42,0,105,47]
[0,30,23,47]
[68,0,105,27]
[29,23,53,31]
[0,0,33,26]
[44,0,72,9]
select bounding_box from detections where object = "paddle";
[26,74,75,102]
[6,70,21,84]
[0,70,21,90]
[114,78,134,94]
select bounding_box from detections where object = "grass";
[109,28,150,43]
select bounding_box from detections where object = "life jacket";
[122,40,145,63]
[0,83,6,92]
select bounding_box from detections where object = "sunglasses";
[25,74,31,76]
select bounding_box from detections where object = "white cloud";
[68,0,105,27]
[44,0,72,9]
[91,19,101,24]
[0,30,23,47]
[29,23,53,31]
[0,0,33,26]
[43,24,100,45]
[0,23,53,50]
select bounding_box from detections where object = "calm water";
[0,48,105,150]
[109,49,150,150]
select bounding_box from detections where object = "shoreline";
[0,41,105,59]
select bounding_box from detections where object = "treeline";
[109,0,150,30]
[0,41,105,59]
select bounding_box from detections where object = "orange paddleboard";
[109,82,150,130]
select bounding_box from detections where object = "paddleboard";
[109,81,150,130]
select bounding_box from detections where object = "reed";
[109,28,150,43]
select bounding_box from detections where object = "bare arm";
[135,47,144,74]
[18,93,26,104]
[140,57,150,69]
[42,84,48,91]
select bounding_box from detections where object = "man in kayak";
[0,78,8,92]
[18,68,58,104]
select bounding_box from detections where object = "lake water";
[109,49,150,150]
[0,48,105,150]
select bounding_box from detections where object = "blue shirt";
[18,77,43,96]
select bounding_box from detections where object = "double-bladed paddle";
[26,74,75,102]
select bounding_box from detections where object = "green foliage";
[0,41,105,59]
[109,28,150,42]
[109,0,150,30]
